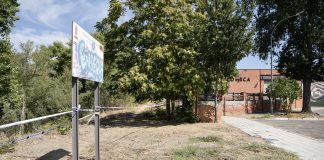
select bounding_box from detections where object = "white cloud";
[10,28,69,49]
[11,1,110,49]
[78,0,108,25]
[18,0,108,29]
[18,0,73,28]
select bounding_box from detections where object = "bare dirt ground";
[1,108,298,160]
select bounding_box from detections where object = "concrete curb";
[269,118,324,120]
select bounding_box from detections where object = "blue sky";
[10,0,270,69]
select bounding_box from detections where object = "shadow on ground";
[36,149,70,160]
[99,111,180,128]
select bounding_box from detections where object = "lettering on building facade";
[231,77,251,82]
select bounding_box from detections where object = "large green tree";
[0,0,19,121]
[97,0,254,118]
[195,0,254,120]
[97,0,206,108]
[0,0,19,38]
[255,0,324,112]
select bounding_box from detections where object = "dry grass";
[1,108,299,160]
[171,132,298,160]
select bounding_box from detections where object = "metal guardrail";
[0,111,73,130]
[99,104,165,109]
[0,104,164,130]
[0,103,164,157]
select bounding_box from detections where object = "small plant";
[286,113,293,118]
[140,110,155,118]
[172,146,198,160]
[251,113,272,119]
[193,136,223,143]
[154,107,168,120]
[0,144,15,154]
[244,142,274,153]
[174,106,199,123]
[57,125,71,135]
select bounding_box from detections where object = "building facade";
[227,69,303,109]
[228,69,280,94]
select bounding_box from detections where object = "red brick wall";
[196,105,223,123]
[228,69,280,93]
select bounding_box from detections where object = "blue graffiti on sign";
[76,40,103,82]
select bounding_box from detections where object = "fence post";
[94,82,100,160]
[72,77,79,160]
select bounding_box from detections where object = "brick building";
[228,69,280,94]
[226,69,303,113]
[196,69,303,122]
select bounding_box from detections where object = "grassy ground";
[1,107,299,160]
[171,134,298,160]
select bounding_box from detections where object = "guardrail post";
[72,77,79,160]
[94,82,100,160]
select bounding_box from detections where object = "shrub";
[154,107,168,120]
[175,106,199,123]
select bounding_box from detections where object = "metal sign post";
[71,21,104,160]
[72,77,79,160]
[94,82,100,160]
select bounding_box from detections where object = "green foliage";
[244,142,279,153]
[255,0,324,112]
[0,0,19,38]
[175,106,199,123]
[57,124,71,135]
[154,107,168,120]
[97,0,255,118]
[0,41,72,135]
[0,0,20,122]
[47,42,71,76]
[0,143,15,154]
[192,135,223,143]
[268,77,301,114]
[172,146,199,160]
[196,0,255,90]
[0,41,14,97]
[250,113,272,119]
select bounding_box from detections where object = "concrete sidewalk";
[223,116,324,160]
[312,107,324,116]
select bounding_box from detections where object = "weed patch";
[192,135,224,143]
[0,144,15,154]
[251,113,272,119]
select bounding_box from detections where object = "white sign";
[72,22,104,82]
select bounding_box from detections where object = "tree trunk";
[214,83,218,123]
[20,93,26,135]
[181,97,190,109]
[166,98,171,119]
[171,98,175,116]
[194,95,198,115]
[302,80,312,112]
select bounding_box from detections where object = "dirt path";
[1,109,297,160]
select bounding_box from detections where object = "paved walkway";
[256,120,324,140]
[223,116,324,160]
